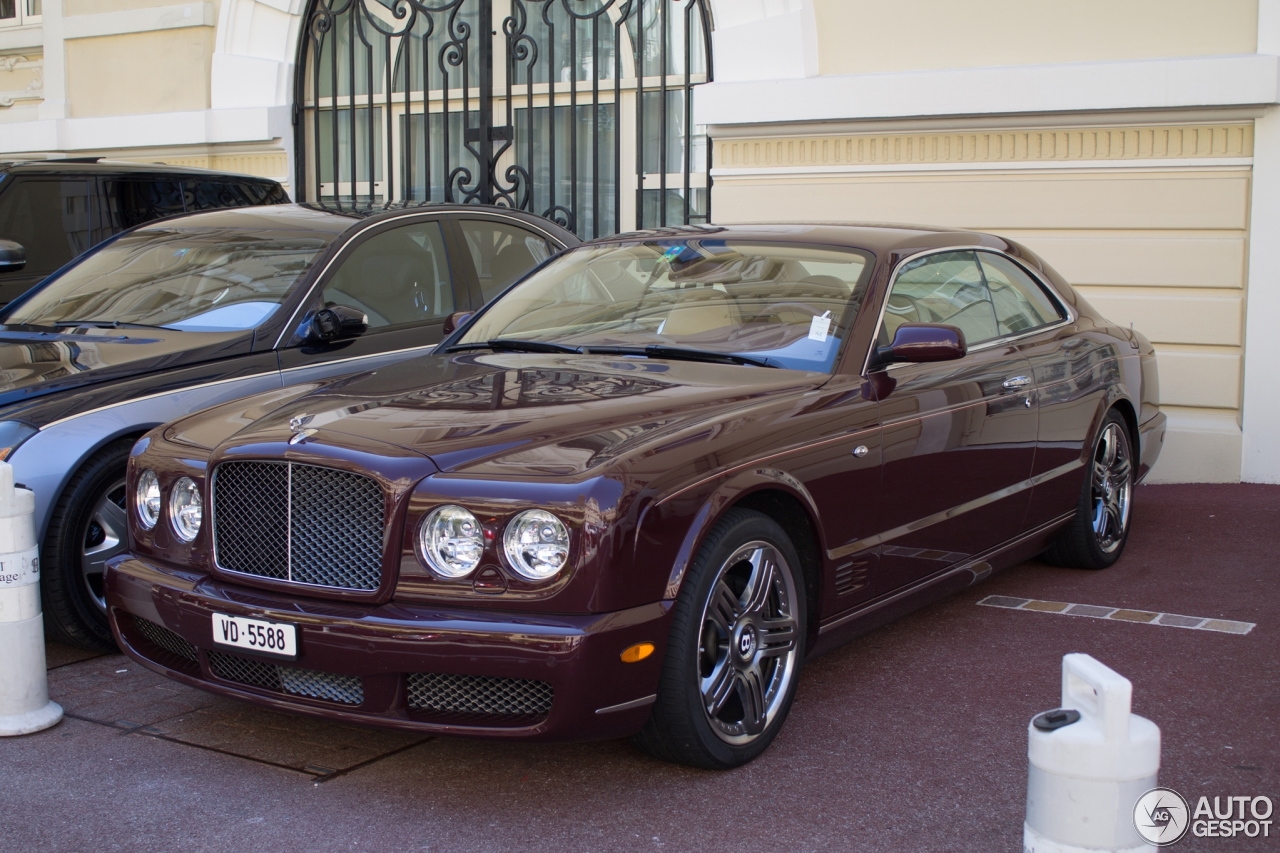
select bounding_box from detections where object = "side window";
[104,179,185,229]
[977,252,1064,335]
[880,250,998,347]
[322,220,452,330]
[0,179,92,274]
[459,219,554,303]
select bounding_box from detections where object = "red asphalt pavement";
[0,483,1275,852]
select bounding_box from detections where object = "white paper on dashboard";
[808,311,832,342]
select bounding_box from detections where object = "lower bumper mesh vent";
[407,672,553,718]
[206,650,364,706]
[133,617,197,662]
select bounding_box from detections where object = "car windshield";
[457,240,875,372]
[3,228,333,332]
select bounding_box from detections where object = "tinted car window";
[6,228,333,331]
[104,179,186,229]
[880,251,999,347]
[977,252,1064,335]
[0,179,92,275]
[185,180,284,211]
[459,219,554,302]
[323,221,453,329]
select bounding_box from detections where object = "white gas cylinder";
[1024,653,1160,853]
[0,460,63,736]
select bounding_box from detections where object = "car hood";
[196,352,829,477]
[0,324,251,408]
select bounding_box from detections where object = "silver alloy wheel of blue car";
[698,541,800,745]
[81,478,128,613]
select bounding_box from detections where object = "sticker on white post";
[808,310,832,342]
[0,547,39,588]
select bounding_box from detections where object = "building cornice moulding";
[695,54,1280,127]
[0,105,291,155]
[62,3,216,40]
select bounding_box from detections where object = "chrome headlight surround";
[503,509,570,580]
[168,476,203,542]
[135,469,161,530]
[418,504,485,579]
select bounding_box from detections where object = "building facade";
[1,0,1278,484]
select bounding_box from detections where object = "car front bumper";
[105,555,671,742]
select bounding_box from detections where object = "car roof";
[0,158,280,182]
[123,201,582,239]
[584,222,1015,256]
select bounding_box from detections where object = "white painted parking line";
[977,596,1255,635]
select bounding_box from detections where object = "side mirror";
[307,305,368,343]
[443,311,473,335]
[0,240,26,273]
[876,323,967,364]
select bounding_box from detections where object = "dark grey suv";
[0,159,287,304]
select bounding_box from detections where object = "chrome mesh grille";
[133,616,197,662]
[407,673,553,718]
[206,650,364,706]
[212,461,384,591]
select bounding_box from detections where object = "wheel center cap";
[734,623,757,660]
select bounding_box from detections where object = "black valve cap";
[1032,708,1082,731]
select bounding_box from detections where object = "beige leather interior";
[663,289,741,336]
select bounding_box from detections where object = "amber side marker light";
[620,642,655,663]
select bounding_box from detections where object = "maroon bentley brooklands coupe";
[105,224,1164,769]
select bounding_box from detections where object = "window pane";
[883,251,998,346]
[978,252,1064,335]
[7,228,330,331]
[459,219,554,303]
[323,221,452,329]
[0,0,15,20]
[0,179,92,275]
[104,180,185,230]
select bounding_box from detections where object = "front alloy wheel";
[635,508,806,769]
[698,542,800,743]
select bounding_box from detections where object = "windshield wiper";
[52,320,173,330]
[445,339,583,355]
[586,345,776,368]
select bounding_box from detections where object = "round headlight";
[136,469,160,530]
[168,477,202,542]
[419,505,484,578]
[503,510,570,580]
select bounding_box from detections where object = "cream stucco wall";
[813,0,1259,75]
[66,27,215,117]
[712,116,1252,483]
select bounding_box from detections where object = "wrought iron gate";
[294,0,712,239]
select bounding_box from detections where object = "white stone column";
[35,0,67,121]
[1242,0,1280,483]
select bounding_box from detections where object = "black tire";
[1041,410,1135,570]
[633,508,806,769]
[40,438,135,651]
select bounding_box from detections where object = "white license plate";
[211,612,297,658]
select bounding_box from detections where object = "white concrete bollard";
[1024,653,1161,853]
[0,461,62,736]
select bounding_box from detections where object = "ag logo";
[1135,787,1190,846]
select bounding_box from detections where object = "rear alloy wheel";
[634,508,805,769]
[1042,410,1135,570]
[41,439,135,650]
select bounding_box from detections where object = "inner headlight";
[136,469,161,530]
[168,477,202,542]
[503,509,570,580]
[419,505,484,578]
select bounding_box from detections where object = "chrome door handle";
[1002,375,1032,390]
